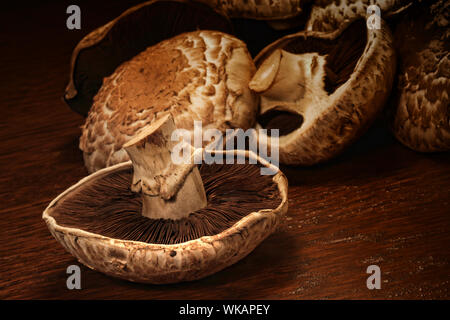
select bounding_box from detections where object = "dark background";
[0,1,449,299]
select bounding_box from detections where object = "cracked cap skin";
[43,150,288,284]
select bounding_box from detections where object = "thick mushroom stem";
[250,49,330,116]
[123,114,207,220]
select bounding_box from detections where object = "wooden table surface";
[1,1,449,300]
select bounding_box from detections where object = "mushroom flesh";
[65,0,233,116]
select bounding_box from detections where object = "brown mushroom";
[197,0,305,20]
[65,0,232,116]
[80,30,257,173]
[388,0,449,152]
[249,18,396,165]
[306,0,413,32]
[43,115,288,284]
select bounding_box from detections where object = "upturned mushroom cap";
[42,148,288,284]
[64,0,232,116]
[80,30,258,173]
[388,0,450,152]
[197,0,305,20]
[249,18,396,165]
[306,0,414,32]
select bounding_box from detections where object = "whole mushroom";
[306,0,414,32]
[80,30,258,173]
[43,115,288,284]
[197,0,305,20]
[249,18,396,165]
[388,0,450,152]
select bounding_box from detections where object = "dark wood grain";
[0,1,449,300]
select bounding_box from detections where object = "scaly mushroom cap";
[64,0,232,116]
[42,150,288,284]
[80,30,257,173]
[250,19,396,165]
[389,0,450,152]
[306,0,413,32]
[197,0,305,20]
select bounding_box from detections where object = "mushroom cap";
[64,0,232,116]
[42,150,288,284]
[80,30,258,173]
[250,19,396,165]
[388,0,450,152]
[197,0,306,20]
[306,0,414,32]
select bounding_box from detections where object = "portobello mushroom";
[65,0,232,116]
[80,30,257,173]
[43,115,288,284]
[388,0,450,152]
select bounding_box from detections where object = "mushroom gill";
[50,162,281,245]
